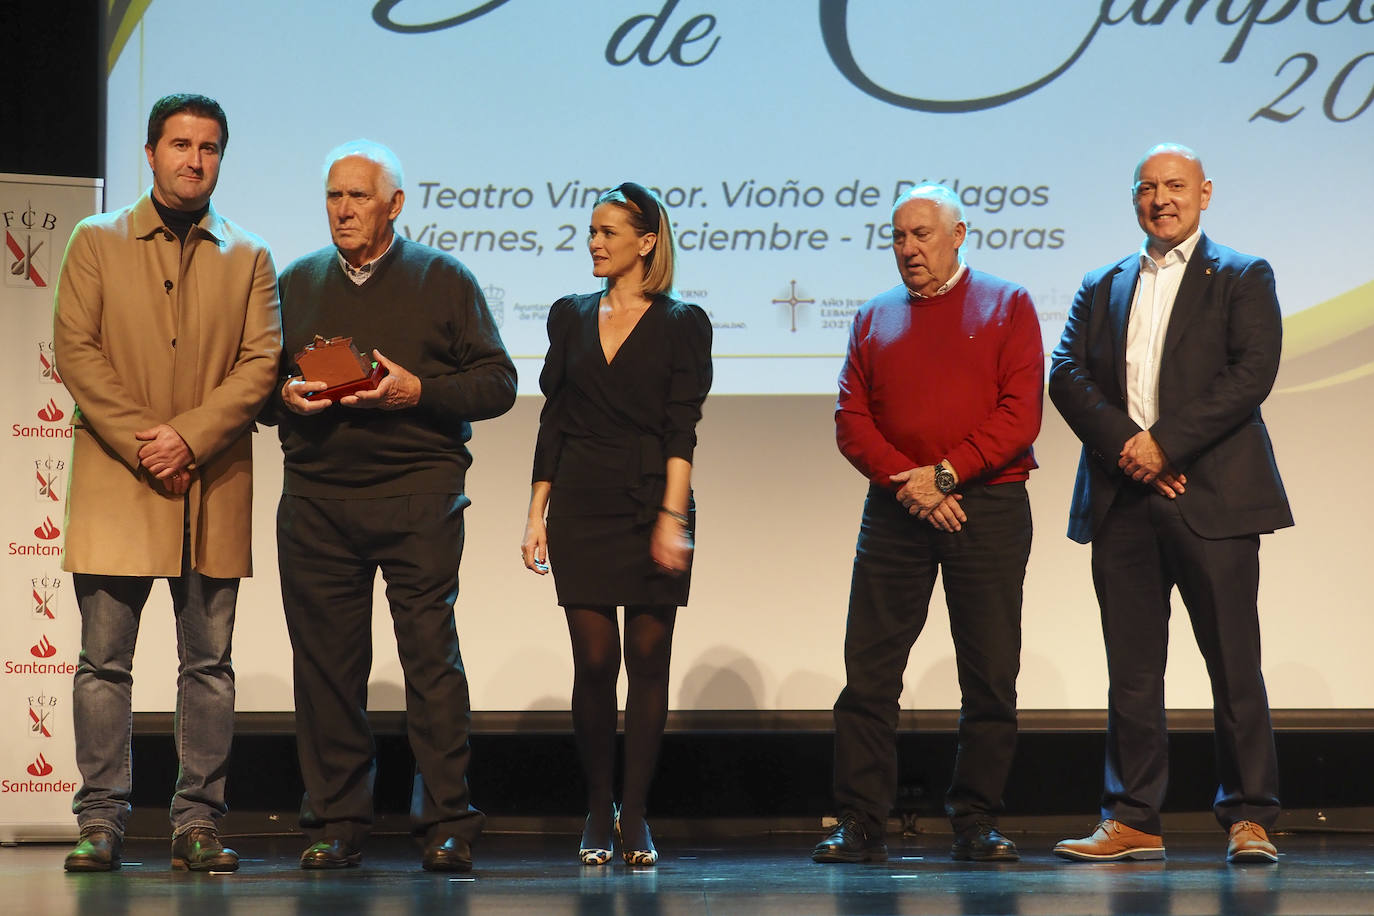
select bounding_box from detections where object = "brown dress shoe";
[1227,820,1278,863]
[64,828,123,872]
[171,826,239,872]
[1054,819,1165,861]
[421,835,473,872]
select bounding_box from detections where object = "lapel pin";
[1205,267,1213,276]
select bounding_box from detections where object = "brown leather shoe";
[64,828,122,872]
[171,826,239,872]
[1227,820,1278,863]
[421,835,473,872]
[1054,819,1165,861]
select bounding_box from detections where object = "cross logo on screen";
[772,280,814,333]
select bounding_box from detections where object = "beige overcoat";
[53,191,282,577]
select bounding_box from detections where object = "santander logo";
[30,636,57,659]
[37,400,64,422]
[27,754,53,778]
[34,518,60,540]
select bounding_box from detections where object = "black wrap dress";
[532,291,713,607]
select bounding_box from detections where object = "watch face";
[935,467,955,493]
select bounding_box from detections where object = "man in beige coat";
[53,93,281,873]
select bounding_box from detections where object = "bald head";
[1134,142,1205,184]
[1132,143,1212,260]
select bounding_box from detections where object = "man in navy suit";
[1048,143,1292,865]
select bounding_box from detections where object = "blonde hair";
[596,182,676,296]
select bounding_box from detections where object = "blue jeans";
[71,548,239,837]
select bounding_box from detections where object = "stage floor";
[3,830,1372,915]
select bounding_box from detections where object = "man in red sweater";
[812,185,1043,864]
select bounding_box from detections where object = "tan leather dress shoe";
[1054,819,1165,861]
[1227,820,1278,863]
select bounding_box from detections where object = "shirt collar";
[1139,226,1202,271]
[908,259,967,300]
[337,234,397,285]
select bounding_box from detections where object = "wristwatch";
[934,461,957,495]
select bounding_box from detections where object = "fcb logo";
[31,575,61,621]
[34,458,64,504]
[37,341,61,385]
[28,692,57,739]
[5,227,50,289]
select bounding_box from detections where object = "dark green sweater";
[272,235,516,498]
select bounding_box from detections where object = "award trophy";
[294,335,389,400]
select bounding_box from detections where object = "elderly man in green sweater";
[270,139,515,874]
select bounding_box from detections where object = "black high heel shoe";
[614,806,658,866]
[579,807,614,866]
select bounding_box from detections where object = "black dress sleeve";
[662,300,713,463]
[532,295,579,483]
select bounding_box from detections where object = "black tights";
[565,604,677,849]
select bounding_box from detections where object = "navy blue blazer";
[1049,233,1294,544]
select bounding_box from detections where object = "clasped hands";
[1119,430,1186,498]
[890,464,965,533]
[281,349,420,415]
[135,423,193,496]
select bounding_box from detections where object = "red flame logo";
[30,635,57,659]
[37,399,64,422]
[26,754,53,777]
[34,517,60,540]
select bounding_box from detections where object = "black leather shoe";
[64,828,122,872]
[421,835,473,872]
[299,839,363,869]
[951,824,1020,862]
[171,826,239,871]
[811,814,888,863]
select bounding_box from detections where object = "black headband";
[614,181,661,231]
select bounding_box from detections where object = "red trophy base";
[305,363,389,400]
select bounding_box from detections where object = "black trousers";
[277,493,485,845]
[833,482,1031,836]
[1092,485,1280,834]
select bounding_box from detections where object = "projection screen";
[96,1,1374,713]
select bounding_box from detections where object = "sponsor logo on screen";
[34,458,64,504]
[4,221,51,289]
[483,284,505,328]
[2,752,78,793]
[10,517,64,558]
[13,399,73,440]
[773,280,814,333]
[37,341,61,385]
[28,692,57,738]
[31,575,60,621]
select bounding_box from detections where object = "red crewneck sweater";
[835,269,1044,489]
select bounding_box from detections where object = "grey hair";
[892,184,964,231]
[322,139,404,194]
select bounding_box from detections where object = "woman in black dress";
[521,182,712,866]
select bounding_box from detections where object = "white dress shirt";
[1125,228,1202,429]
